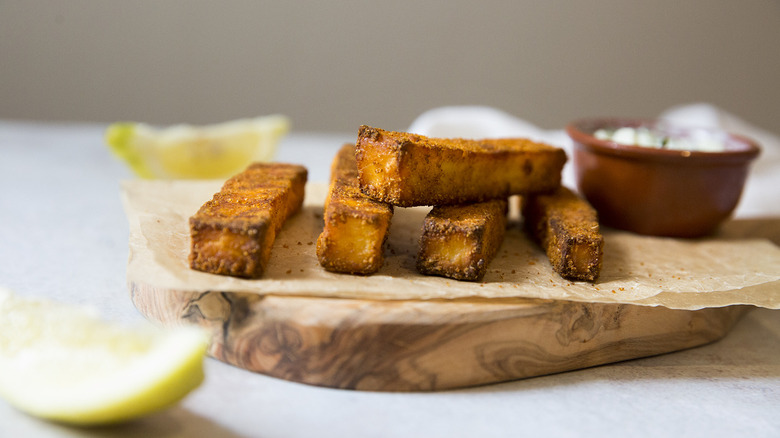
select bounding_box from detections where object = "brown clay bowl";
[566,118,760,238]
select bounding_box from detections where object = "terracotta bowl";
[566,118,760,238]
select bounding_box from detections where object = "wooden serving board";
[124,182,776,391]
[130,281,748,391]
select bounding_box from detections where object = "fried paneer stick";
[417,199,508,282]
[189,163,307,279]
[356,125,567,207]
[317,144,393,275]
[522,187,604,282]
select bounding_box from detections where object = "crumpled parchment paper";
[121,180,780,310]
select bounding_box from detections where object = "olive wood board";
[130,281,750,391]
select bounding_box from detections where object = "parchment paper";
[121,180,780,310]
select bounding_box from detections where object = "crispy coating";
[189,163,307,278]
[317,144,393,275]
[522,187,604,282]
[417,199,508,281]
[327,142,360,183]
[355,125,567,207]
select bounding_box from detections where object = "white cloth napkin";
[407,104,779,218]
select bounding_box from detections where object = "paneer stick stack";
[348,125,601,282]
[188,124,604,285]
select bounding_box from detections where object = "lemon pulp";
[106,114,290,179]
[0,288,208,425]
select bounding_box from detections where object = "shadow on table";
[42,407,244,438]
[718,217,780,245]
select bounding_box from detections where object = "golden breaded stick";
[317,144,393,275]
[189,163,307,278]
[356,125,567,207]
[417,199,508,281]
[327,142,360,183]
[522,187,604,282]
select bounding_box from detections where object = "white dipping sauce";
[594,127,726,152]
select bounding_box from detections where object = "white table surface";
[0,119,778,438]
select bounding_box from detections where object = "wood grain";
[130,281,748,391]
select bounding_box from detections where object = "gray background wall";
[1,1,778,133]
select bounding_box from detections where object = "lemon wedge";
[106,114,290,179]
[0,288,208,426]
